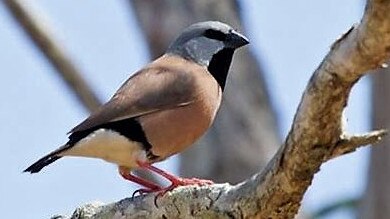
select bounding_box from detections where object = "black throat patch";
[207,48,234,90]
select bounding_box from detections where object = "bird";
[24,21,249,194]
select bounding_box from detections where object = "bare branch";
[326,130,388,161]
[50,0,390,218]
[3,0,102,112]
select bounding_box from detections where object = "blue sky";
[1,1,367,218]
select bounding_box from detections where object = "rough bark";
[359,65,390,219]
[55,0,390,218]
[130,0,280,184]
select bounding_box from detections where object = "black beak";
[227,30,249,48]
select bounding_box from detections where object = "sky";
[1,1,367,218]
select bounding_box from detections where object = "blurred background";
[1,0,388,218]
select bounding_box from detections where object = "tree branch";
[326,130,387,161]
[3,0,102,112]
[54,0,390,218]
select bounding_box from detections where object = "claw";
[132,187,160,198]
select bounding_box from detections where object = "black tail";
[24,153,63,173]
[24,144,73,173]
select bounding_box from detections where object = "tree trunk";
[359,66,390,219]
[129,0,280,184]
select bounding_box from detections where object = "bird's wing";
[69,56,200,133]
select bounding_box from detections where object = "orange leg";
[118,166,162,191]
[136,161,213,196]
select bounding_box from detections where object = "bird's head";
[167,21,249,67]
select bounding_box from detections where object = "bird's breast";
[140,75,222,159]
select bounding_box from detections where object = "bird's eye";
[204,29,227,41]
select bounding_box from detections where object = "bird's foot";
[156,177,214,197]
[133,161,214,197]
[136,160,213,186]
[170,177,214,187]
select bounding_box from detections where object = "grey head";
[167,21,249,66]
[167,21,249,90]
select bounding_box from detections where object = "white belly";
[60,129,146,168]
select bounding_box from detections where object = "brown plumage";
[24,21,249,194]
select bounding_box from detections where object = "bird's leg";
[136,161,213,195]
[118,166,162,195]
